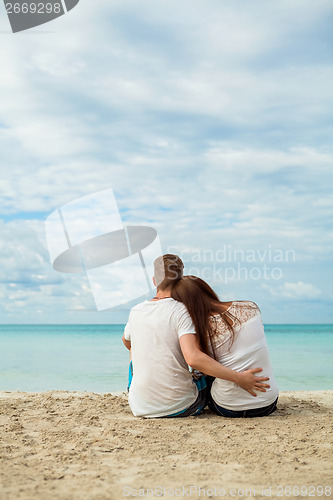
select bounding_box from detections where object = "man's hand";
[234,368,270,397]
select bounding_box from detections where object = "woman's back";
[210,301,279,410]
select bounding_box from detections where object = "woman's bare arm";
[180,333,270,397]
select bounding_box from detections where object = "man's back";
[124,298,198,417]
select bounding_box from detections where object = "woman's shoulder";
[210,300,261,335]
[231,300,260,310]
[228,300,261,324]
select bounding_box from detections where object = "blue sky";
[0,0,332,323]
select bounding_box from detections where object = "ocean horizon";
[1,324,332,393]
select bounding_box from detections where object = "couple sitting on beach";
[122,254,279,418]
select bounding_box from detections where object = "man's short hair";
[154,254,184,290]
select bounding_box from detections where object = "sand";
[0,391,332,500]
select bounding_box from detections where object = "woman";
[171,276,279,418]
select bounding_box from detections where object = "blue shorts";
[127,360,133,392]
[127,362,207,418]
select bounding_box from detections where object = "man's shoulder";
[171,300,190,314]
[129,298,188,315]
[161,299,189,315]
[130,300,148,312]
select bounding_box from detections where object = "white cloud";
[262,281,322,300]
[0,0,332,322]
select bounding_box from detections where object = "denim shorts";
[209,397,278,418]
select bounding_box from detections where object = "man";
[122,254,269,418]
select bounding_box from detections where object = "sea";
[0,324,332,393]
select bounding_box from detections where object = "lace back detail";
[228,300,260,325]
[210,301,260,348]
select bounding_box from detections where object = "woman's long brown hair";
[171,275,239,360]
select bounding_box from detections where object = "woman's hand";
[235,368,270,397]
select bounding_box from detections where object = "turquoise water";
[265,324,333,391]
[0,324,332,392]
[0,325,129,392]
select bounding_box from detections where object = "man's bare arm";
[180,334,270,397]
[122,335,131,351]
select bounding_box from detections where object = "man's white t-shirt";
[124,298,198,418]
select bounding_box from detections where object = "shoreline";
[1,389,332,396]
[1,390,332,499]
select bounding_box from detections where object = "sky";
[0,0,332,324]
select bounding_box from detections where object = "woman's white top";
[210,301,279,410]
[124,298,198,418]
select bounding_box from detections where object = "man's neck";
[154,288,172,299]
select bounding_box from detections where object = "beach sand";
[0,391,332,500]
